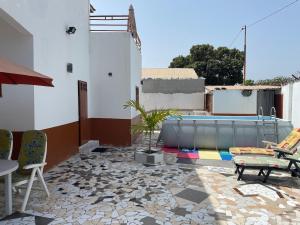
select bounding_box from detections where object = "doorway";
[78,80,88,145]
[274,94,283,118]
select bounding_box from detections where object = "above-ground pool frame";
[173,118,278,150]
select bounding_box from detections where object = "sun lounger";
[233,148,300,182]
[230,128,300,156]
[284,151,300,177]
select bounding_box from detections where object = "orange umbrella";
[0,57,54,87]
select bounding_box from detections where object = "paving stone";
[171,207,189,216]
[175,188,209,204]
[140,216,160,225]
[0,135,299,224]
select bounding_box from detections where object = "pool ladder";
[260,106,279,143]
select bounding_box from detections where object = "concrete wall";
[90,32,141,120]
[129,35,142,119]
[291,82,300,127]
[282,84,293,121]
[141,93,205,111]
[0,9,35,131]
[0,0,91,130]
[142,79,205,94]
[282,82,300,127]
[212,90,257,115]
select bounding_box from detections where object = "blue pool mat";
[219,150,233,161]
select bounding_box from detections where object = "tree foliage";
[255,76,294,86]
[243,76,294,86]
[244,79,255,86]
[169,44,244,85]
[123,100,180,153]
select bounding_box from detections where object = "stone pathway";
[0,146,300,225]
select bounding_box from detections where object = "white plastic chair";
[12,130,50,212]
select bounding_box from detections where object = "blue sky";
[91,0,300,81]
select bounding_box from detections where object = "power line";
[228,29,242,48]
[248,0,299,28]
[228,0,299,48]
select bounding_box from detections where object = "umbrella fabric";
[0,57,54,87]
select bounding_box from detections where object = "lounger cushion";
[277,128,300,153]
[234,155,289,169]
[230,128,300,156]
[285,150,300,162]
[229,147,274,156]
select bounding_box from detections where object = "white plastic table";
[0,160,18,215]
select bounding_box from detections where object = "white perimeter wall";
[141,93,205,111]
[291,82,300,127]
[212,90,257,114]
[90,32,141,120]
[129,37,142,119]
[282,82,300,127]
[0,0,90,130]
[282,84,293,121]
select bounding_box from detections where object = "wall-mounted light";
[67,63,73,73]
[66,26,76,35]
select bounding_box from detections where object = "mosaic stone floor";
[0,146,300,225]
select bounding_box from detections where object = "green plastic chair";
[13,130,50,212]
[0,129,13,160]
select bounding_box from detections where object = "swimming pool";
[160,115,293,149]
[168,115,276,121]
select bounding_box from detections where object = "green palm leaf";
[124,100,181,153]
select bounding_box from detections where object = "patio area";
[0,144,300,225]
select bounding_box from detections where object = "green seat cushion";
[234,155,289,169]
[0,129,12,160]
[18,130,46,175]
[286,150,300,162]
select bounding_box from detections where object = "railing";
[90,5,141,49]
[258,106,264,119]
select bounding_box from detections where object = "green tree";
[255,76,294,86]
[244,79,255,86]
[169,55,190,68]
[169,44,244,85]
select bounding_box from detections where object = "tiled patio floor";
[0,146,300,225]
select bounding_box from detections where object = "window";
[135,86,139,105]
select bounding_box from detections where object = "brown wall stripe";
[11,116,140,170]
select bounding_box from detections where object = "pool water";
[168,115,276,121]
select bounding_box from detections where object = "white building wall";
[89,32,132,119]
[281,84,293,121]
[0,0,91,130]
[282,82,300,127]
[291,82,300,127]
[129,37,142,119]
[141,93,205,111]
[0,11,35,130]
[212,90,257,114]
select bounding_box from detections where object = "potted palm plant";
[124,100,180,165]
